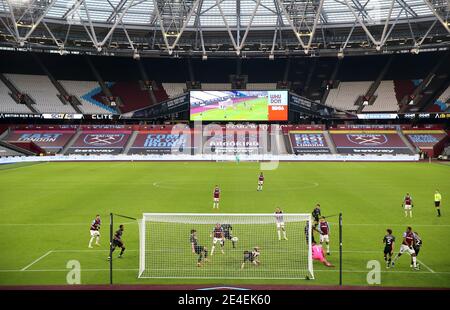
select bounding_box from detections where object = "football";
[231,237,239,242]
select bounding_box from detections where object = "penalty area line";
[417,259,435,273]
[21,250,53,271]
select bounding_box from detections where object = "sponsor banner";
[336,148,413,154]
[332,133,413,154]
[42,113,83,119]
[289,133,330,154]
[204,133,261,154]
[0,113,42,119]
[5,131,75,151]
[129,133,193,154]
[406,133,447,147]
[72,133,130,148]
[66,148,124,155]
[294,148,331,154]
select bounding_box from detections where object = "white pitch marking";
[417,258,435,273]
[21,250,53,271]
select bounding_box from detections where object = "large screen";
[189,90,288,121]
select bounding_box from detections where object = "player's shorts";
[399,244,415,255]
[224,232,232,240]
[212,237,223,244]
[276,222,285,229]
[243,252,256,262]
[194,245,205,255]
[312,250,325,262]
[404,204,412,210]
[435,201,440,207]
[258,181,263,185]
[90,230,100,237]
[320,234,329,243]
[384,246,393,255]
[112,239,123,248]
[214,197,220,202]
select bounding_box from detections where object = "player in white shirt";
[275,207,288,241]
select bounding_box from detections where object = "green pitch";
[190,98,268,121]
[0,161,449,287]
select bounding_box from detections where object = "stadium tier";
[5,74,77,114]
[58,80,115,114]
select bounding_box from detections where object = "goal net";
[138,213,314,279]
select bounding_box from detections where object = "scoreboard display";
[190,90,288,121]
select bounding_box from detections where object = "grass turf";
[0,161,449,287]
[190,98,268,121]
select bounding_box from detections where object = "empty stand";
[5,74,76,113]
[364,80,398,112]
[59,80,115,114]
[0,145,22,157]
[246,83,277,90]
[325,81,371,111]
[0,79,32,113]
[162,83,186,98]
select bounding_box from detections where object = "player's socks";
[326,244,330,254]
[404,211,408,217]
[412,256,417,268]
[232,241,236,248]
[88,237,94,248]
[277,231,281,241]
[211,246,215,255]
[438,209,441,216]
[283,231,288,240]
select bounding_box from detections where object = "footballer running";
[383,229,395,268]
[88,214,101,248]
[190,229,208,267]
[108,224,125,259]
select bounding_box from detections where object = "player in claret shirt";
[383,229,395,268]
[318,217,330,255]
[210,223,225,255]
[257,172,264,191]
[403,193,414,218]
[391,226,419,270]
[213,185,221,209]
[88,215,101,248]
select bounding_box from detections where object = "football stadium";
[0,0,450,304]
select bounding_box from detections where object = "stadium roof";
[0,0,449,57]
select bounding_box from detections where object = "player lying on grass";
[275,207,288,241]
[391,226,419,270]
[221,224,236,249]
[108,224,125,259]
[312,241,334,267]
[318,217,330,255]
[88,214,101,248]
[210,223,225,255]
[383,229,395,268]
[241,247,260,269]
[257,172,264,191]
[190,229,208,267]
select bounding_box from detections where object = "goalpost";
[138,213,314,280]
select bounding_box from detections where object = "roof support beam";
[422,0,450,33]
